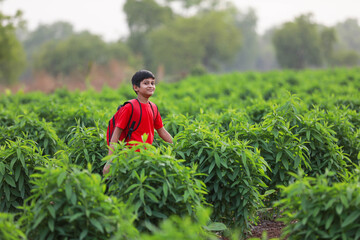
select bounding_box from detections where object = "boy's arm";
[103,127,123,176]
[156,127,173,144]
[108,127,123,155]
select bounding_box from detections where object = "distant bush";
[105,142,207,231]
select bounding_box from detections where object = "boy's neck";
[137,95,149,104]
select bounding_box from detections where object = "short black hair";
[131,70,155,88]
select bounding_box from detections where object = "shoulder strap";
[149,101,159,121]
[130,99,142,131]
[123,101,134,131]
[126,99,142,140]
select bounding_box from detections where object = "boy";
[103,70,173,175]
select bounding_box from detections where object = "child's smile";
[135,78,156,98]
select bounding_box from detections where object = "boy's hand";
[103,162,111,176]
[156,127,173,144]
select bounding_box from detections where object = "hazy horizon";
[1,0,360,41]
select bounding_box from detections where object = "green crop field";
[1,68,360,239]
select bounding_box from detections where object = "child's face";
[134,78,156,97]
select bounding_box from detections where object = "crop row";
[1,68,360,239]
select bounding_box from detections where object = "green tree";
[256,28,279,70]
[33,31,134,77]
[320,26,337,67]
[331,50,359,67]
[123,0,173,67]
[225,8,258,71]
[148,9,241,76]
[21,21,74,60]
[273,14,322,69]
[335,18,360,53]
[162,0,222,13]
[0,9,26,84]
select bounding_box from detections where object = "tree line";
[1,0,360,85]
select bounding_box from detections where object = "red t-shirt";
[115,101,163,144]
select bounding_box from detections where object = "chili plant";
[104,142,207,231]
[174,122,269,234]
[0,138,47,212]
[4,114,64,156]
[65,121,107,175]
[276,170,360,240]
[20,160,138,240]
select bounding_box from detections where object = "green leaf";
[44,138,49,149]
[90,218,104,233]
[57,172,67,187]
[84,148,89,161]
[69,212,84,222]
[65,184,72,200]
[140,188,145,203]
[146,191,159,203]
[80,229,88,240]
[325,214,334,230]
[276,151,283,163]
[5,174,16,187]
[124,184,139,194]
[33,212,47,229]
[71,193,77,205]
[336,204,343,215]
[16,148,22,165]
[152,211,167,219]
[341,211,360,228]
[204,222,227,231]
[18,174,24,192]
[340,195,349,208]
[0,162,5,175]
[4,184,10,201]
[47,205,56,218]
[282,158,289,170]
[209,161,216,174]
[48,218,55,232]
[241,151,250,176]
[10,158,17,171]
[214,152,221,168]
[144,205,152,216]
[355,228,360,240]
[163,182,168,198]
[15,164,21,182]
[184,190,190,201]
[19,154,25,168]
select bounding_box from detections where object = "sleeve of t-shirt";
[115,104,132,129]
[154,109,163,130]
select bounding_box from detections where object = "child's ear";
[133,85,138,92]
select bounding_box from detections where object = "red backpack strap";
[148,101,159,121]
[107,101,134,145]
[125,99,142,141]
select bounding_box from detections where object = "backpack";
[106,99,158,145]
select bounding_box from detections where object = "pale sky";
[1,0,360,42]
